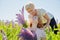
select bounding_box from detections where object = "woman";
[25,3,50,40]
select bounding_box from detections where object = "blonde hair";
[25,3,34,10]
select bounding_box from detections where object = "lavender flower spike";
[16,6,25,25]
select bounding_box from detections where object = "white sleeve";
[40,8,46,16]
[37,8,46,16]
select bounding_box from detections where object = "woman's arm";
[43,13,50,25]
[43,13,50,31]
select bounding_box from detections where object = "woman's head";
[25,3,36,15]
[25,3,34,11]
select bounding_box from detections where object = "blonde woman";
[25,3,50,40]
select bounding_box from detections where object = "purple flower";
[16,6,25,25]
[18,28,37,40]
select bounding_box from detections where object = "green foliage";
[45,24,60,40]
[0,34,2,40]
[0,21,21,40]
[0,21,60,40]
[23,21,28,28]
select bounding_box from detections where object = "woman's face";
[27,8,36,16]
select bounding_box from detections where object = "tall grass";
[0,21,60,40]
